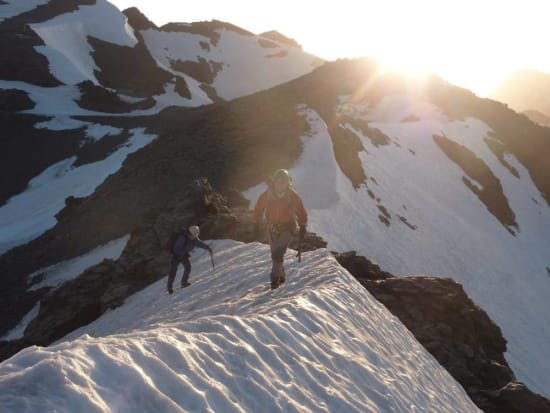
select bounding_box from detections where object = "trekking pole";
[209,250,215,271]
[296,238,301,263]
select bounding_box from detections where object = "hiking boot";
[271,279,280,290]
[181,281,191,288]
[167,287,174,295]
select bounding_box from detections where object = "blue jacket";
[172,233,210,257]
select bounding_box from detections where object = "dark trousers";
[268,229,293,283]
[167,254,191,289]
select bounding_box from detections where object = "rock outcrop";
[335,253,550,413]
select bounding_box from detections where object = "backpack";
[166,228,190,253]
[265,189,298,233]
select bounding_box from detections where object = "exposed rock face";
[88,35,173,97]
[170,57,222,85]
[259,31,303,50]
[335,254,550,413]
[433,134,518,234]
[0,113,86,206]
[123,7,157,31]
[0,89,35,111]
[333,250,392,280]
[76,80,155,113]
[0,19,60,86]
[160,20,254,44]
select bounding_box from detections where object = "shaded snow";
[0,234,129,341]
[0,240,479,412]
[30,0,137,85]
[0,129,156,254]
[85,124,124,141]
[28,234,130,291]
[0,304,39,341]
[245,98,550,397]
[0,0,49,22]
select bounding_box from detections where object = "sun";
[373,40,438,77]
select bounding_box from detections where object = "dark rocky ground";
[1,178,549,412]
[336,254,550,413]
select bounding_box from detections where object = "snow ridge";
[0,240,479,412]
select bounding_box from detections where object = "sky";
[0,240,480,412]
[108,0,550,97]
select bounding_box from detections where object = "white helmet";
[189,225,200,238]
[272,169,291,185]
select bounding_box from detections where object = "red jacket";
[253,187,307,226]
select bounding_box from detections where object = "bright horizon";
[108,0,550,97]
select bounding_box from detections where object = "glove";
[299,224,306,241]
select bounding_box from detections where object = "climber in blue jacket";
[167,225,211,294]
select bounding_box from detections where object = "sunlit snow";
[142,27,320,101]
[0,240,480,413]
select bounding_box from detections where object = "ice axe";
[209,249,215,271]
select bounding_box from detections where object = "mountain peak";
[489,67,550,116]
[260,30,302,50]
[160,19,254,37]
[123,6,157,31]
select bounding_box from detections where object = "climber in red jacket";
[253,169,307,289]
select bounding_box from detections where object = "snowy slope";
[142,25,321,101]
[0,240,479,412]
[0,1,321,114]
[30,0,138,85]
[245,100,550,397]
[0,0,49,21]
[0,1,322,254]
[0,128,156,255]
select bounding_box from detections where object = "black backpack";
[166,228,189,252]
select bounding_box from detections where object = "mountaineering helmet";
[272,169,291,185]
[189,225,200,238]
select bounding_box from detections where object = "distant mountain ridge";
[490,68,550,119]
